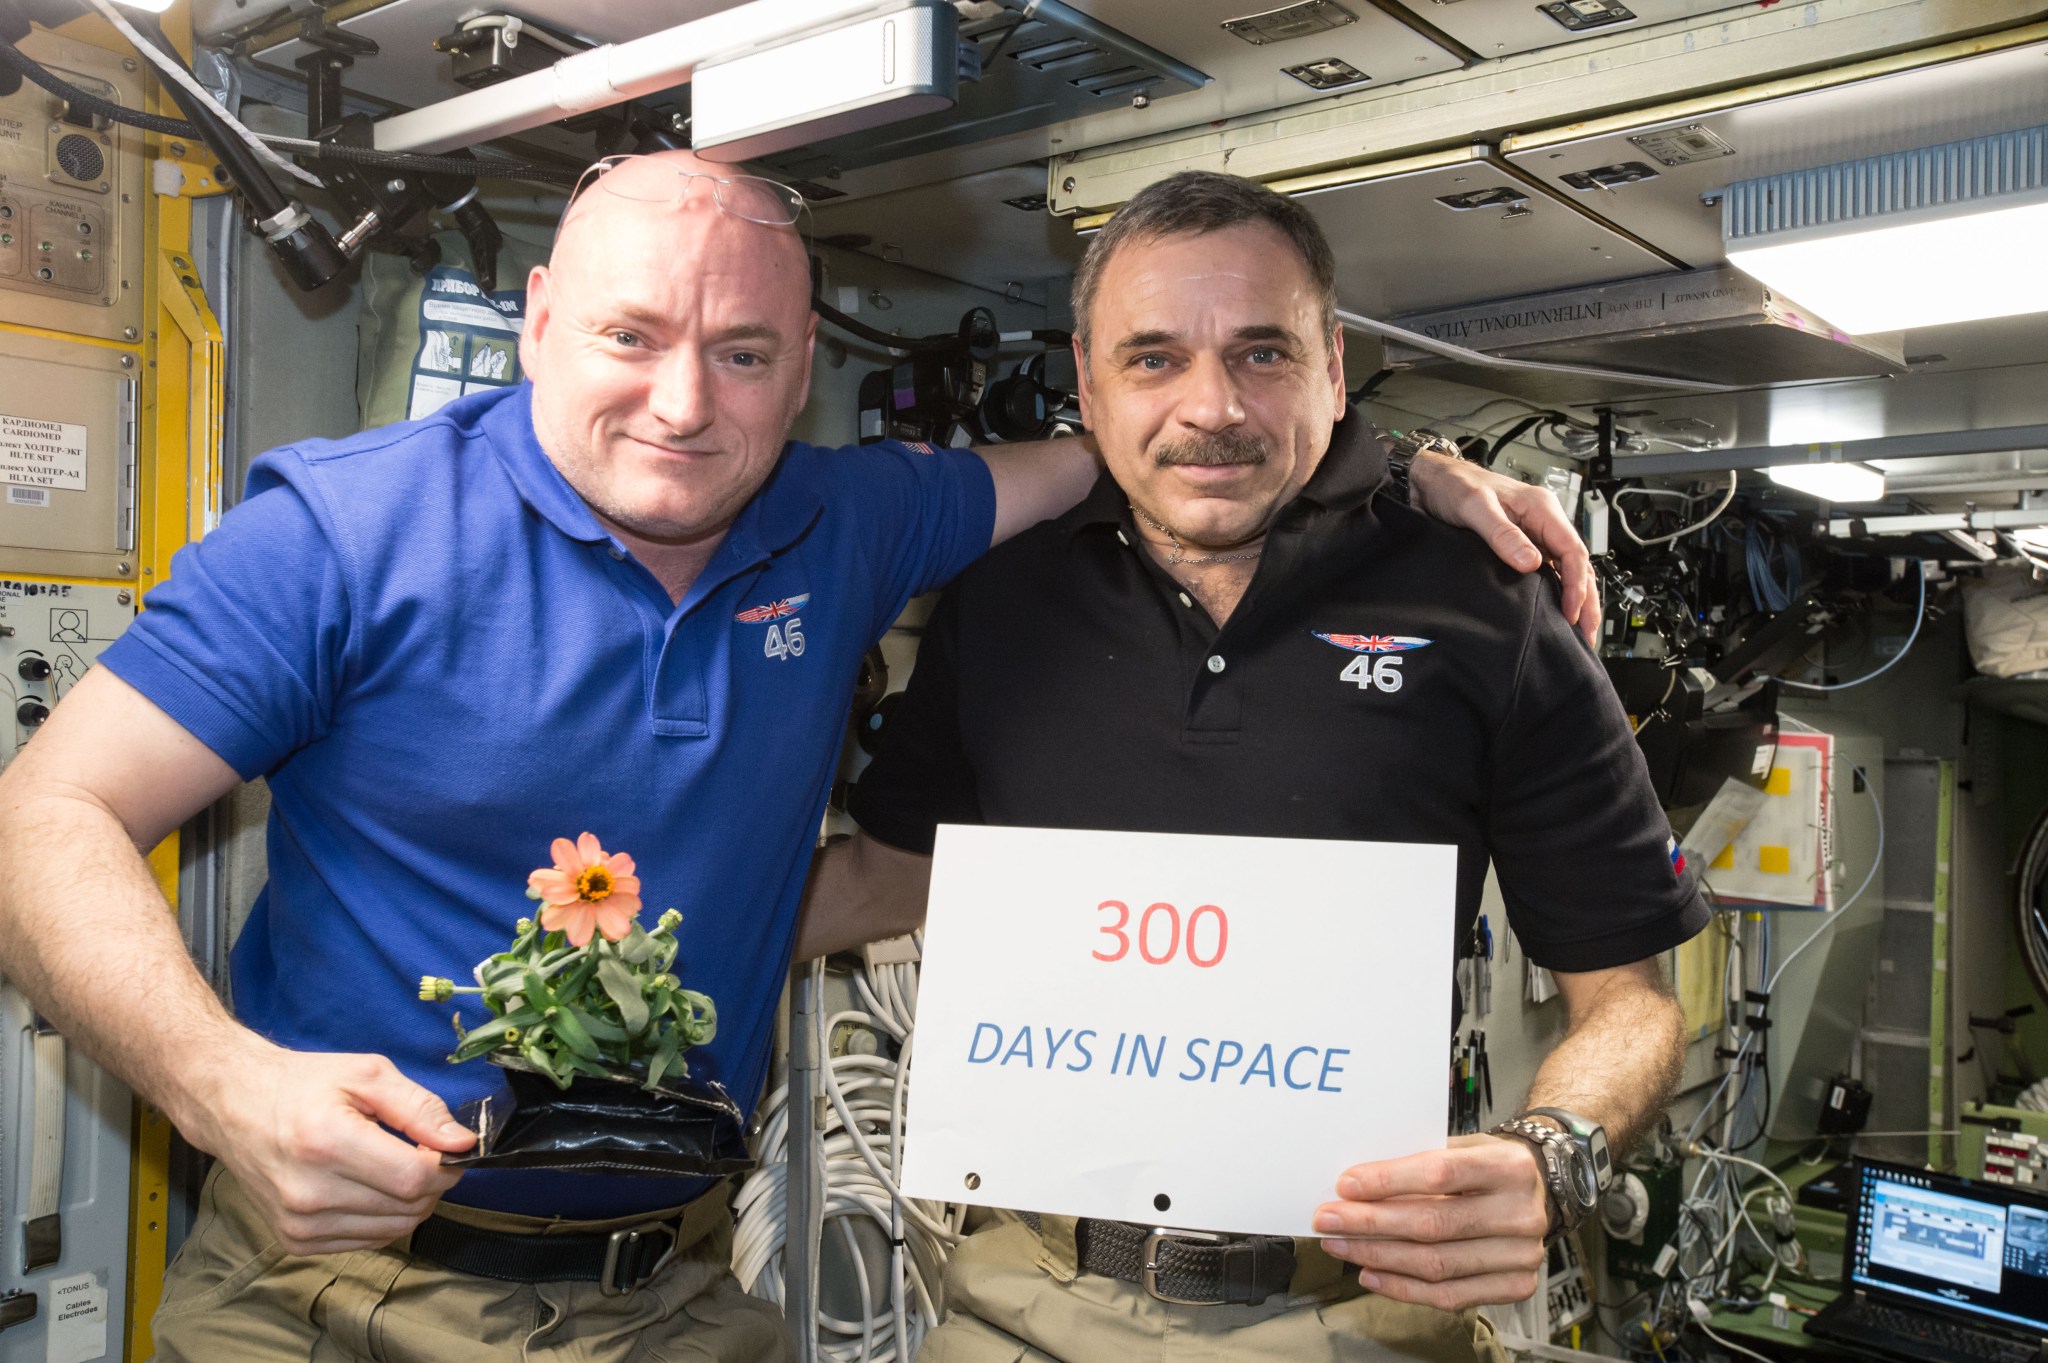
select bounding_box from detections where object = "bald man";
[0,151,1590,1363]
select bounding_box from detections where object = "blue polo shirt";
[100,383,994,1217]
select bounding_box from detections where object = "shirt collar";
[1060,405,1390,537]
[483,381,823,556]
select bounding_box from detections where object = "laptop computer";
[1806,1160,2048,1363]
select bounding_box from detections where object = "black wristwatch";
[1492,1115,1602,1239]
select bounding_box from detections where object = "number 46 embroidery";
[1341,655,1403,692]
[765,618,806,660]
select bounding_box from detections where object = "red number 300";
[1092,900,1228,967]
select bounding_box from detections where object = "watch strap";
[1525,1107,1594,1137]
[1491,1118,1581,1238]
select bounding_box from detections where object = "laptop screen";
[1850,1160,2048,1336]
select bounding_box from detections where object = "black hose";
[1347,367,1395,404]
[127,17,291,217]
[812,292,958,355]
[296,138,578,185]
[0,36,579,185]
[0,37,189,132]
[1488,414,1553,466]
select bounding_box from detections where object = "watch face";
[1563,1144,1600,1209]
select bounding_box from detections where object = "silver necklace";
[1129,504,1265,566]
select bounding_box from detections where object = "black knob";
[16,698,49,728]
[17,655,50,682]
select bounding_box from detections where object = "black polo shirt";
[849,411,1708,974]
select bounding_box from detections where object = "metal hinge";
[117,377,137,552]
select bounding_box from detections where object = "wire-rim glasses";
[568,154,806,227]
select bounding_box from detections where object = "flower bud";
[418,976,454,1002]
[657,909,683,932]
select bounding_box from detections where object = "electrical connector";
[1766,1192,1808,1270]
[1687,1297,1713,1324]
[1653,1243,1679,1279]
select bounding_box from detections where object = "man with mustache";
[804,170,1707,1363]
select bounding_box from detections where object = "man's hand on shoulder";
[1312,1132,1549,1309]
[1407,451,1600,648]
[185,1040,476,1255]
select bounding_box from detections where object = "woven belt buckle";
[1141,1228,1229,1305]
[600,1219,680,1297]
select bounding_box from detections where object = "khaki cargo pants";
[150,1166,794,1363]
[918,1219,1510,1363]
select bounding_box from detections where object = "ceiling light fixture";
[1722,124,2048,335]
[1766,461,1886,503]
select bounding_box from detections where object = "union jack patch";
[1312,632,1433,654]
[735,593,811,623]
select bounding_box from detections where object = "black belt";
[1026,1214,1296,1306]
[408,1212,690,1296]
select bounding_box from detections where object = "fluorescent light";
[1721,124,2048,335]
[691,3,957,162]
[1728,200,2048,334]
[1765,386,1883,449]
[1767,462,1886,503]
[105,0,175,9]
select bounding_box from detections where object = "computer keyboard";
[1838,1301,2039,1363]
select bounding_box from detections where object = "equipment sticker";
[0,413,87,492]
[45,1272,108,1363]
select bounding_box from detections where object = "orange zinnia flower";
[527,833,643,946]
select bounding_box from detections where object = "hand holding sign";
[1312,1132,1552,1309]
[899,825,1457,1236]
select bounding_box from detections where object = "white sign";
[900,825,1457,1237]
[44,1273,107,1363]
[0,413,87,492]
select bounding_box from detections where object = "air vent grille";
[1723,123,2048,244]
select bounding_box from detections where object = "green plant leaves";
[422,904,711,1091]
[598,957,650,1037]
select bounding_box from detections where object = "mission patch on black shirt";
[850,410,1709,974]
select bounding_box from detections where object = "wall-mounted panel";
[1283,149,1673,318]
[0,331,137,581]
[0,25,145,342]
[0,981,134,1363]
[1385,0,1762,59]
[0,579,133,763]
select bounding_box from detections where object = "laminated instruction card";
[899,825,1457,1237]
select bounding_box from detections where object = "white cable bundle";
[734,948,967,1363]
